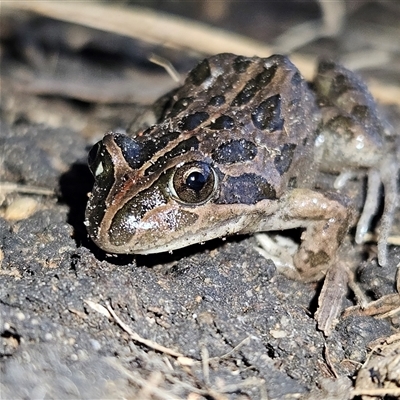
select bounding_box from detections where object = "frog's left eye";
[88,142,104,177]
[87,142,113,180]
[169,161,218,205]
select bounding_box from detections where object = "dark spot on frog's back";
[114,131,180,170]
[208,95,225,107]
[233,56,252,73]
[332,74,355,96]
[188,59,211,86]
[351,104,370,120]
[274,143,297,175]
[251,94,284,132]
[308,251,330,269]
[231,65,278,107]
[181,112,209,131]
[217,173,276,205]
[113,134,147,169]
[144,136,200,176]
[212,140,257,164]
[168,97,194,118]
[317,60,336,74]
[208,115,234,130]
[326,115,354,139]
[231,81,257,107]
[255,64,277,86]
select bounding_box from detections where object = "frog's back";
[141,53,319,199]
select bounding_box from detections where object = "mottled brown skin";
[85,53,397,285]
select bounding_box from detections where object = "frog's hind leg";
[376,156,399,266]
[355,157,399,266]
[355,168,381,247]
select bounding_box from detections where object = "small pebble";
[270,329,287,338]
[90,339,101,351]
[16,312,25,321]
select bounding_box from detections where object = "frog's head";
[85,131,278,255]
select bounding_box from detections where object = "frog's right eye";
[88,142,113,179]
[169,161,218,205]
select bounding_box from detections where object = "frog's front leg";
[279,188,354,282]
[274,188,356,335]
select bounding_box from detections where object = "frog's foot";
[355,156,399,266]
[315,236,362,335]
[315,260,349,336]
[333,170,359,189]
[254,232,350,336]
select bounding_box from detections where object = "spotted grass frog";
[85,53,399,332]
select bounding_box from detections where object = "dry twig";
[3,2,400,105]
[104,302,193,362]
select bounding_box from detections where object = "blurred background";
[1,0,400,139]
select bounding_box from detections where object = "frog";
[84,53,399,332]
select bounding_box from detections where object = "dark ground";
[1,2,400,399]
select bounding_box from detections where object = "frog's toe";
[334,170,358,189]
[356,157,399,267]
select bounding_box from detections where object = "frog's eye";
[88,142,102,176]
[169,161,218,205]
[88,142,112,179]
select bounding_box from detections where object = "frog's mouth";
[100,199,280,255]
